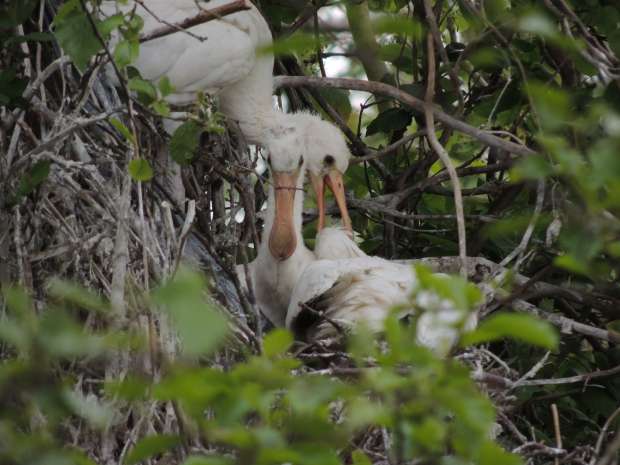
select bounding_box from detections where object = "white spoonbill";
[286,140,478,356]
[285,257,478,357]
[240,143,356,327]
[99,0,355,188]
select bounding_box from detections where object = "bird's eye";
[324,155,335,166]
[298,156,304,166]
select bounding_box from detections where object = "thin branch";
[591,406,620,465]
[423,0,464,115]
[138,0,252,43]
[516,364,620,387]
[424,33,467,276]
[498,180,545,271]
[352,130,426,164]
[551,403,562,465]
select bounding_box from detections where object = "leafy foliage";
[1,269,535,465]
[2,0,620,464]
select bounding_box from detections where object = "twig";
[172,200,196,277]
[512,351,551,389]
[133,0,205,42]
[352,130,426,164]
[510,298,618,345]
[591,406,620,465]
[596,430,620,465]
[551,403,562,465]
[12,110,123,171]
[413,255,620,327]
[499,180,545,271]
[512,442,566,458]
[516,364,620,387]
[423,0,464,115]
[274,75,535,157]
[300,302,345,336]
[424,33,467,277]
[138,0,252,43]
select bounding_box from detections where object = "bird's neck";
[219,88,290,146]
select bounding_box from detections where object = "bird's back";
[100,0,274,109]
[286,257,477,356]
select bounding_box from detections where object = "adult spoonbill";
[99,0,355,199]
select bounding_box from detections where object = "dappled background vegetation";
[1,0,619,464]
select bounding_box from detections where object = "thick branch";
[274,75,536,157]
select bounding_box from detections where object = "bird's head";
[264,139,306,262]
[291,115,353,235]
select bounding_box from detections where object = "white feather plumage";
[285,254,478,357]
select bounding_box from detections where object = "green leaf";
[128,158,154,182]
[527,81,571,130]
[263,329,293,357]
[317,88,351,121]
[373,15,423,39]
[128,77,157,104]
[153,267,229,356]
[151,100,171,117]
[48,279,109,313]
[53,5,102,71]
[0,69,28,109]
[415,264,482,310]
[366,108,412,136]
[114,39,139,68]
[125,434,181,465]
[169,121,203,165]
[0,0,38,28]
[478,440,522,465]
[609,29,620,58]
[411,418,446,453]
[511,155,554,180]
[17,160,51,198]
[109,118,135,143]
[260,32,326,56]
[158,77,175,97]
[181,456,234,465]
[97,14,124,38]
[4,32,54,46]
[351,450,373,465]
[461,312,559,350]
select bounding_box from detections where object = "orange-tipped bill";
[312,169,352,236]
[310,173,326,232]
[269,171,299,261]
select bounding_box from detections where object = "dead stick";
[424,32,467,276]
[551,403,562,465]
[139,0,252,43]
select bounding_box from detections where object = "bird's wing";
[285,257,416,334]
[314,227,368,260]
[286,257,477,357]
[100,0,267,102]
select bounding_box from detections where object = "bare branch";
[138,0,252,43]
[274,75,536,157]
[424,32,467,276]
